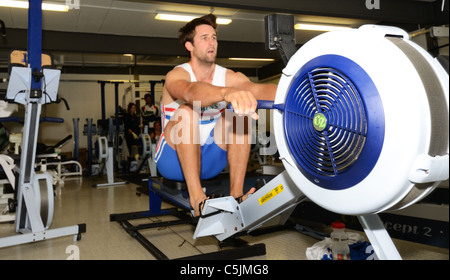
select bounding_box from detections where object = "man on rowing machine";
[155,14,277,217]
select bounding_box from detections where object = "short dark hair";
[178,14,217,45]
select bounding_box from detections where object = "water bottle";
[331,221,351,260]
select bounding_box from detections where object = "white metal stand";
[0,67,86,248]
[358,214,402,260]
[135,134,157,176]
[194,171,306,240]
[194,171,403,260]
[93,136,127,187]
[0,4,86,248]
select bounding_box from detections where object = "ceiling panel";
[42,9,81,32]
[75,3,110,33]
[1,6,28,27]
[100,9,152,35]
[0,0,448,78]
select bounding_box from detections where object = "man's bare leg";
[164,104,206,216]
[215,112,256,201]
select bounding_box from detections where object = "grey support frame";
[0,0,85,249]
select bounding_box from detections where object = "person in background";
[149,117,162,143]
[123,102,141,157]
[141,93,160,129]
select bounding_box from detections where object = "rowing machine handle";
[227,100,274,110]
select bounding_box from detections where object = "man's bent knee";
[167,104,201,145]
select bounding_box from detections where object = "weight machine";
[92,136,128,187]
[112,15,448,260]
[194,16,449,260]
[0,0,85,249]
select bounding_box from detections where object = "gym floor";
[0,175,448,261]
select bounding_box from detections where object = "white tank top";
[159,63,227,147]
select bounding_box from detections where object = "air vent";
[285,67,368,178]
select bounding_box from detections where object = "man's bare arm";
[227,71,277,101]
[165,67,259,114]
[164,67,276,118]
[164,67,228,107]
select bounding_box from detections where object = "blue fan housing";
[283,55,385,190]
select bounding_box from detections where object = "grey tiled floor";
[0,176,448,260]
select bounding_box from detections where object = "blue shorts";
[155,129,228,181]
